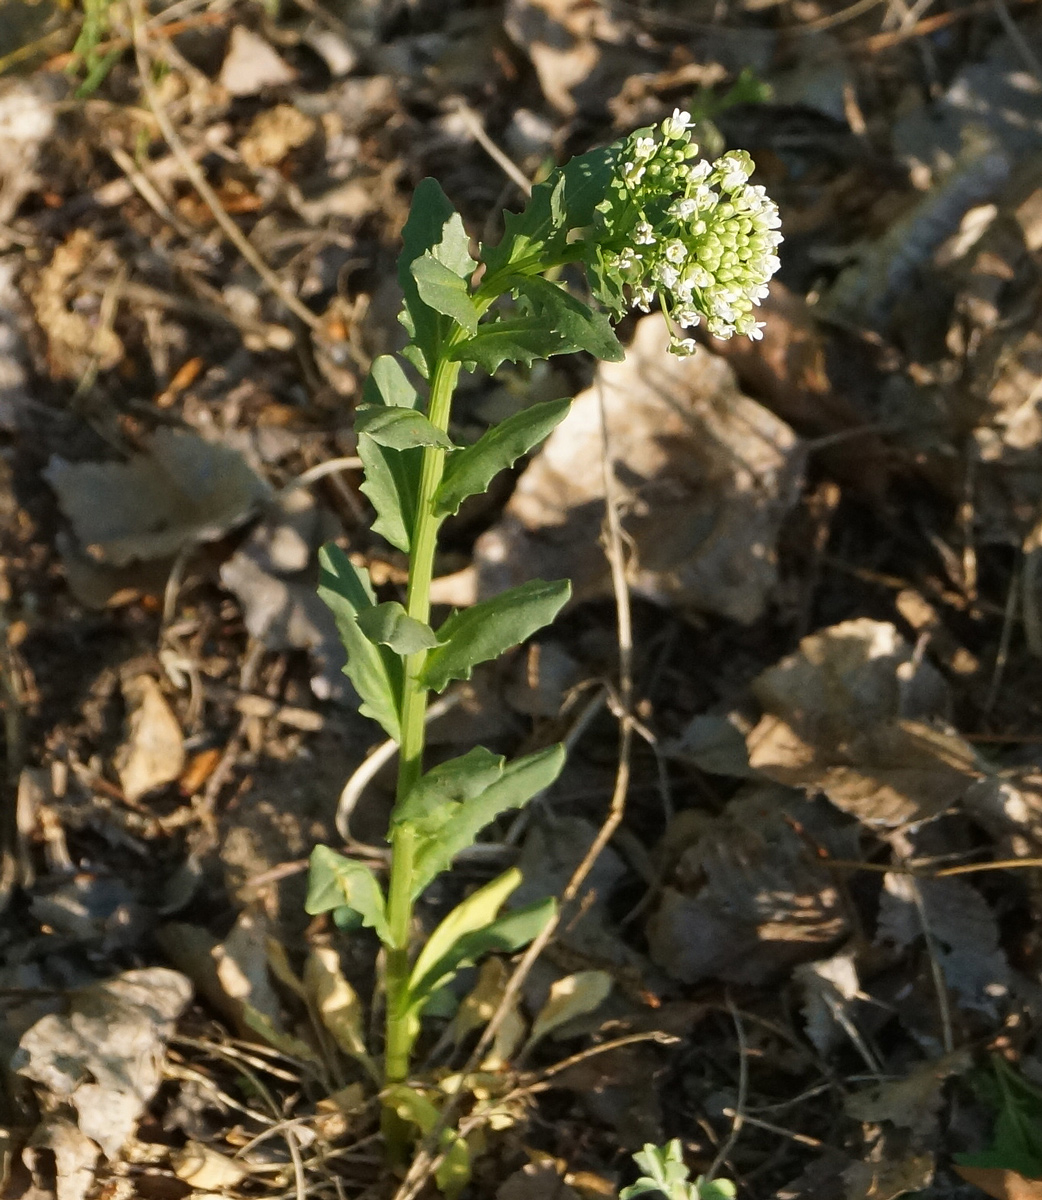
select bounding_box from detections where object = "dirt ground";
[4,1,1042,1198]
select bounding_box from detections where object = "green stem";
[383,350,462,1088]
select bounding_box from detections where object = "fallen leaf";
[844,1052,971,1138]
[219,26,296,96]
[28,1118,98,1200]
[239,104,318,169]
[14,968,192,1160]
[115,674,185,803]
[45,428,271,567]
[525,971,613,1050]
[303,945,372,1068]
[646,787,850,985]
[172,1141,249,1189]
[497,1160,581,1200]
[475,314,805,624]
[843,1152,934,1200]
[955,1166,1042,1200]
[795,952,863,1056]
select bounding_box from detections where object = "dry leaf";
[878,874,1010,1013]
[27,1118,98,1200]
[843,1153,934,1200]
[0,78,55,232]
[844,1052,971,1138]
[14,968,192,1160]
[449,957,510,1048]
[497,1160,581,1200]
[303,945,371,1066]
[525,971,613,1050]
[45,428,271,567]
[239,104,317,169]
[795,951,863,1056]
[115,674,185,803]
[219,26,296,96]
[172,1142,249,1189]
[646,787,850,985]
[475,314,805,624]
[955,1165,1042,1199]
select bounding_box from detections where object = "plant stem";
[383,351,462,1088]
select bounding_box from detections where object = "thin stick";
[908,875,955,1054]
[707,996,749,1183]
[450,100,532,197]
[131,8,322,332]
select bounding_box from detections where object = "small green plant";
[305,109,781,1175]
[622,1140,737,1200]
[67,0,122,97]
[956,1055,1042,1178]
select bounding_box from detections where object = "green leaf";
[317,544,402,739]
[357,436,419,554]
[480,143,619,280]
[356,601,437,655]
[305,845,392,945]
[354,404,455,451]
[410,744,566,894]
[356,356,422,552]
[420,578,571,693]
[398,178,477,376]
[362,354,420,409]
[384,1085,472,1200]
[408,867,554,999]
[411,255,480,335]
[453,276,623,372]
[393,746,505,826]
[448,319,571,374]
[434,398,572,516]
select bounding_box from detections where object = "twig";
[908,874,955,1055]
[131,7,322,332]
[449,100,532,197]
[707,996,748,1183]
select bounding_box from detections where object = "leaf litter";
[5,1,1042,1197]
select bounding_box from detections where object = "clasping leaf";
[421,578,571,693]
[356,601,437,655]
[306,845,392,945]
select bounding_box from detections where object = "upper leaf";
[393,746,505,826]
[410,744,566,893]
[356,601,438,655]
[318,544,402,739]
[305,845,392,945]
[434,397,572,516]
[357,436,419,554]
[411,255,480,335]
[480,143,619,280]
[420,578,571,693]
[354,404,455,451]
[452,276,622,372]
[362,354,420,409]
[408,867,520,996]
[398,178,477,376]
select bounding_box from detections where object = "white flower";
[749,322,766,340]
[633,136,657,161]
[623,161,646,186]
[671,337,699,356]
[662,108,693,139]
[633,284,654,311]
[675,308,700,327]
[669,198,698,220]
[664,239,687,264]
[654,262,680,289]
[633,220,656,246]
[686,159,712,182]
[715,154,751,191]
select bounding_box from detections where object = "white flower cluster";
[595,109,782,352]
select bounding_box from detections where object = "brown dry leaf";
[497,1160,581,1200]
[219,26,296,96]
[746,619,982,826]
[172,1142,249,1190]
[646,787,850,985]
[239,104,318,170]
[45,428,271,568]
[525,971,612,1050]
[504,0,602,115]
[844,1052,971,1139]
[114,674,185,804]
[475,314,805,624]
[31,229,124,379]
[14,968,192,1161]
[843,1153,934,1200]
[302,945,371,1068]
[877,873,1010,1013]
[955,1165,1042,1199]
[795,951,863,1056]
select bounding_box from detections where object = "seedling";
[622,1140,737,1200]
[305,110,781,1172]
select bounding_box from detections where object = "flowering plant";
[305,111,781,1183]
